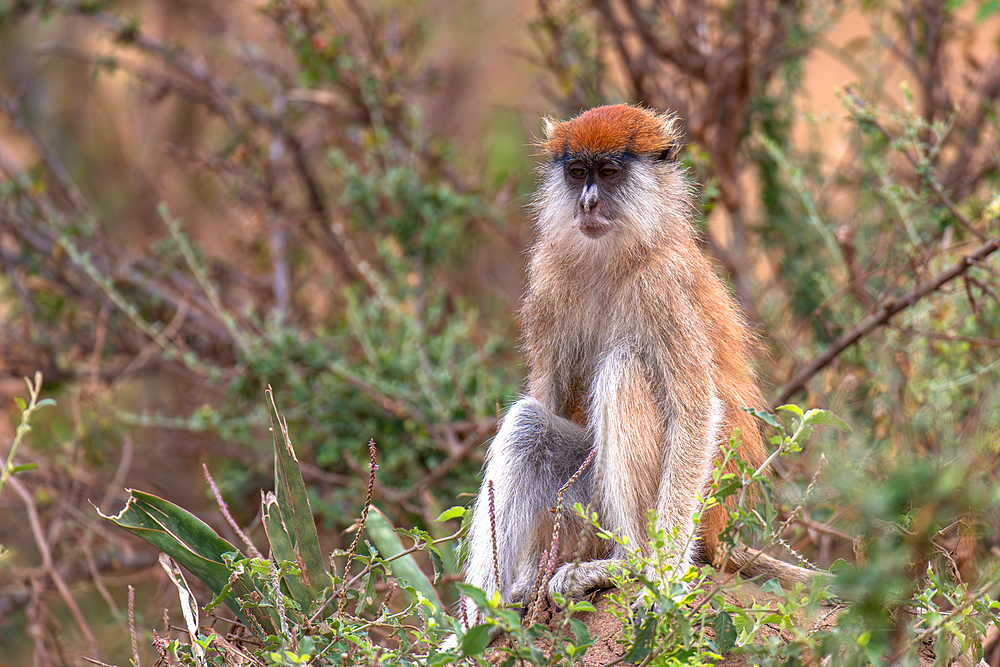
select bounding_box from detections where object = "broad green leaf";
[366,507,445,615]
[623,614,656,664]
[428,548,445,584]
[425,651,458,667]
[569,617,592,645]
[436,506,467,522]
[266,388,328,603]
[461,624,492,656]
[759,578,786,598]
[829,558,849,574]
[976,0,1000,21]
[355,570,377,616]
[99,490,276,636]
[775,404,804,419]
[741,407,781,429]
[713,610,737,653]
[455,582,490,610]
[802,409,850,432]
[262,491,311,611]
[713,473,743,501]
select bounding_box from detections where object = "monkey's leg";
[460,396,593,628]
[548,349,664,601]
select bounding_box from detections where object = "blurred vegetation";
[0,0,999,664]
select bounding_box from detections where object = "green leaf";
[455,583,490,610]
[742,407,781,429]
[425,651,458,667]
[11,463,38,474]
[355,570,376,615]
[569,617,592,645]
[976,0,1000,21]
[35,398,57,408]
[857,629,871,646]
[623,614,657,664]
[759,578,787,598]
[366,507,445,616]
[713,611,737,653]
[802,409,850,432]
[829,558,849,574]
[775,404,804,419]
[460,624,492,656]
[266,389,328,604]
[713,473,743,501]
[436,506,467,522]
[98,491,276,636]
[262,491,311,610]
[428,548,445,584]
[14,397,25,411]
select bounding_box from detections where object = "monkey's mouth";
[577,216,612,239]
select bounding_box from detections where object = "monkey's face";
[563,157,628,239]
[534,105,691,253]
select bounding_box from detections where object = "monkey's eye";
[598,164,621,179]
[567,163,587,180]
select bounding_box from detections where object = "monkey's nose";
[580,187,599,212]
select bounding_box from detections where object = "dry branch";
[775,233,1000,406]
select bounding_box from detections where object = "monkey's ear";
[654,144,682,162]
[542,116,558,139]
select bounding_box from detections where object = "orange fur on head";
[539,104,682,158]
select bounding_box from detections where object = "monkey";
[458,104,815,632]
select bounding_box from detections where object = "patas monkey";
[460,105,809,629]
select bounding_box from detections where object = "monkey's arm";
[590,348,664,556]
[653,384,724,579]
[544,348,665,599]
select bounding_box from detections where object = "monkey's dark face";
[562,157,629,239]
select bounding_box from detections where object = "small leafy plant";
[100,389,471,665]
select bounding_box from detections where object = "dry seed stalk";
[338,438,378,614]
[488,479,502,596]
[526,449,595,626]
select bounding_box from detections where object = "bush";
[1,0,999,665]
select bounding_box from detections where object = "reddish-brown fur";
[458,107,809,636]
[529,104,766,568]
[539,104,681,158]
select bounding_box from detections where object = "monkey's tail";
[722,546,822,589]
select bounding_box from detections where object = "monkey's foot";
[547,559,617,604]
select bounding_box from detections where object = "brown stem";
[844,87,987,242]
[775,233,1000,406]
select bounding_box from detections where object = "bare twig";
[9,476,101,658]
[0,91,91,214]
[203,464,263,559]
[845,87,987,243]
[775,233,1000,405]
[389,418,495,505]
